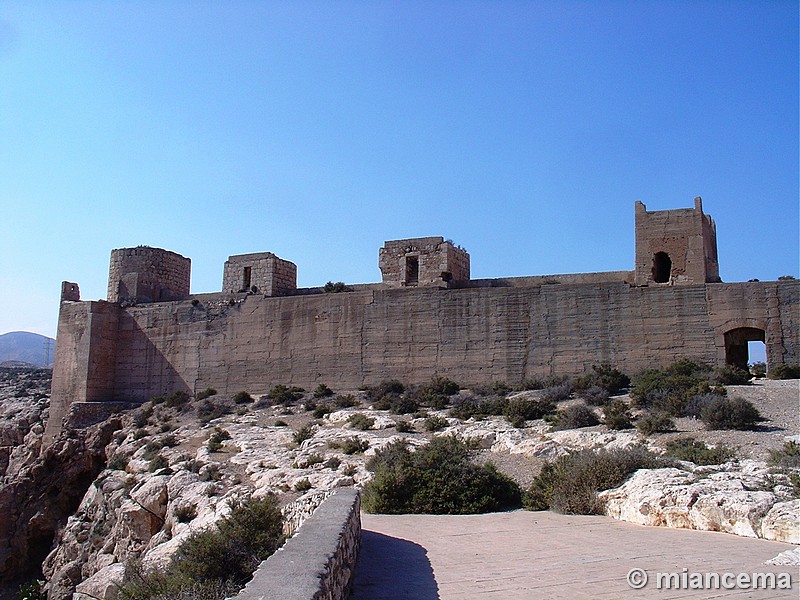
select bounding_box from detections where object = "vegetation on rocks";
[665,437,736,465]
[524,447,661,514]
[363,436,521,514]
[118,495,284,599]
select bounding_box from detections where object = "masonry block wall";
[107,247,191,304]
[222,252,297,296]
[379,237,470,288]
[56,280,797,409]
[46,200,799,441]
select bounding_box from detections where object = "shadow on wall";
[351,530,439,600]
[113,311,193,402]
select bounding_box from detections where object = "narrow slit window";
[405,256,419,286]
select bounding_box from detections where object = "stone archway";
[724,327,766,370]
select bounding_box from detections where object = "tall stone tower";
[634,197,720,286]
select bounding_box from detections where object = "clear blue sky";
[1,1,797,340]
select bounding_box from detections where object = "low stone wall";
[232,488,361,600]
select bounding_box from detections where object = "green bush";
[196,388,217,401]
[389,396,419,415]
[273,419,287,427]
[197,400,231,424]
[163,390,190,409]
[636,412,675,436]
[552,404,599,430]
[364,380,405,402]
[329,437,370,455]
[313,383,334,398]
[750,362,767,378]
[572,364,630,395]
[683,391,726,418]
[602,399,633,430]
[16,579,45,600]
[347,413,375,430]
[269,385,305,404]
[713,365,751,385]
[149,455,169,472]
[665,437,735,465]
[334,394,359,408]
[174,504,198,523]
[524,447,660,514]
[108,454,129,471]
[423,415,449,432]
[323,281,350,293]
[450,395,509,421]
[504,396,556,425]
[363,437,521,514]
[232,391,254,404]
[420,376,460,396]
[312,405,333,419]
[540,383,572,403]
[292,423,316,445]
[579,386,610,406]
[471,381,512,397]
[768,441,800,468]
[119,495,283,599]
[631,359,713,416]
[294,478,312,492]
[394,420,415,433]
[768,364,800,380]
[207,428,231,453]
[699,396,761,430]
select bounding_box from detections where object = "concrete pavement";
[351,510,798,599]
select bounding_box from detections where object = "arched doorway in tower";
[724,327,766,371]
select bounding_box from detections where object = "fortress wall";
[455,270,635,288]
[45,301,119,442]
[97,281,797,402]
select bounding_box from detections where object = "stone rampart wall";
[60,280,798,403]
[233,488,361,600]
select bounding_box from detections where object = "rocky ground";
[0,369,797,599]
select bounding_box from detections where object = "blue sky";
[1,0,797,340]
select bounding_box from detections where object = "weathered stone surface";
[73,562,125,600]
[599,463,799,541]
[761,500,800,544]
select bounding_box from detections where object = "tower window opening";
[405,256,419,286]
[653,252,672,283]
[242,266,252,291]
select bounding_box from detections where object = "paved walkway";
[351,511,798,599]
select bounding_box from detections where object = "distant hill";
[0,332,55,368]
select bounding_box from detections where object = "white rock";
[761,500,800,544]
[764,547,800,566]
[74,562,126,600]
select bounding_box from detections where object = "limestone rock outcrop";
[599,461,799,543]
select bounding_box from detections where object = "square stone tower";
[634,198,721,286]
[379,237,470,288]
[222,252,297,296]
